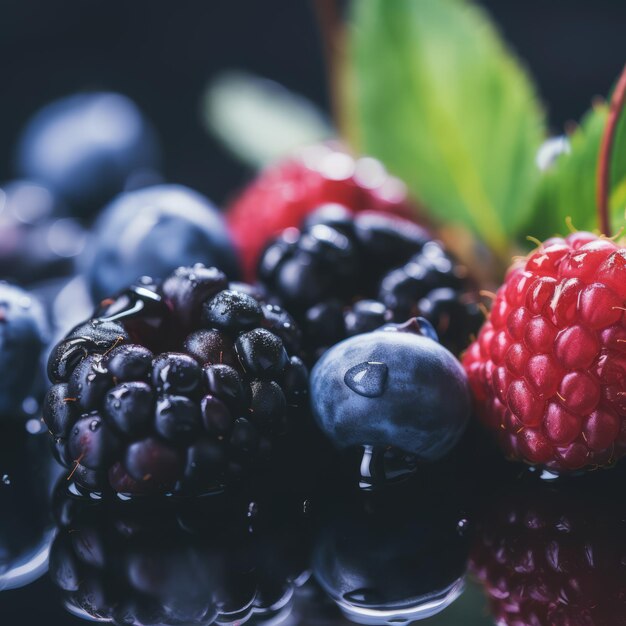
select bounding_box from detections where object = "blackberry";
[258,207,481,359]
[49,487,311,626]
[44,264,308,497]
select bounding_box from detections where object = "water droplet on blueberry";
[344,361,388,398]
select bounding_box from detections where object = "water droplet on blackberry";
[344,362,388,398]
[2,474,10,485]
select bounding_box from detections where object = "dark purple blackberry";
[258,207,481,358]
[49,486,311,626]
[44,264,308,497]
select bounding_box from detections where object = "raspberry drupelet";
[463,232,626,472]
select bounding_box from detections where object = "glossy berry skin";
[463,232,626,472]
[311,321,470,463]
[0,283,48,416]
[44,265,308,497]
[259,206,479,360]
[471,484,626,626]
[49,489,311,626]
[83,185,240,301]
[15,92,161,214]
[227,144,416,281]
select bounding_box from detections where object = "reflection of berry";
[471,483,626,626]
[49,488,311,625]
[463,233,626,471]
[227,145,416,281]
[44,265,308,496]
[259,206,481,359]
[0,282,48,416]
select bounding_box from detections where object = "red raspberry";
[463,232,626,471]
[470,485,626,626]
[227,144,416,281]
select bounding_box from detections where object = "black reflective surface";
[1,418,625,625]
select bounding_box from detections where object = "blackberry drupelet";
[44,264,308,497]
[258,205,482,359]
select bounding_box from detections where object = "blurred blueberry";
[83,184,240,302]
[15,92,161,215]
[0,180,86,283]
[0,283,48,416]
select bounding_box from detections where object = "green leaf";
[344,0,545,258]
[528,100,626,239]
[203,71,333,169]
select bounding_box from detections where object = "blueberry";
[83,185,239,301]
[235,329,289,377]
[103,382,154,437]
[310,324,470,464]
[15,92,161,214]
[152,353,201,395]
[0,283,48,415]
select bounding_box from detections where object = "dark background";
[1,0,625,207]
[0,2,625,622]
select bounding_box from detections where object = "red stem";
[597,63,626,237]
[313,0,341,125]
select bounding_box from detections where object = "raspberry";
[471,483,626,626]
[463,233,626,471]
[44,265,308,497]
[227,144,416,281]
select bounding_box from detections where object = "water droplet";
[2,474,10,485]
[89,420,101,432]
[247,502,258,518]
[344,361,388,398]
[457,518,469,535]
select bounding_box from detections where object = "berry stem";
[597,63,626,237]
[313,0,343,128]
